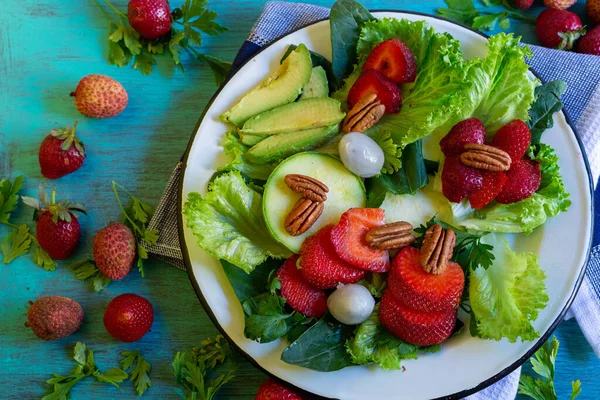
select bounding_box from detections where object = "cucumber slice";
[263,152,366,252]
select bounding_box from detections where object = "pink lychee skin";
[26,296,84,341]
[71,74,128,119]
[93,223,137,280]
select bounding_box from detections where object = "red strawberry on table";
[577,26,600,56]
[535,9,584,50]
[379,291,457,347]
[21,189,86,260]
[299,225,366,289]
[496,158,541,204]
[363,38,417,84]
[39,121,86,180]
[255,378,303,400]
[93,222,137,280]
[441,155,483,203]
[468,171,508,210]
[516,0,534,10]
[128,0,172,40]
[330,208,390,273]
[490,120,531,162]
[347,69,402,114]
[104,293,154,342]
[277,255,327,318]
[387,247,464,313]
[440,118,486,156]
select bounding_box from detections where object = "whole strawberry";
[535,9,584,50]
[21,189,87,260]
[577,26,600,56]
[25,296,84,341]
[516,0,534,10]
[544,0,577,10]
[39,121,86,180]
[93,222,136,280]
[104,293,154,342]
[128,0,172,40]
[588,0,600,24]
[255,378,303,400]
[71,74,128,119]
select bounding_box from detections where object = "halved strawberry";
[363,39,417,84]
[330,208,390,273]
[468,171,508,210]
[441,155,483,203]
[490,120,531,162]
[277,255,327,318]
[496,158,541,204]
[387,247,464,313]
[440,118,486,156]
[347,69,402,114]
[299,225,366,289]
[379,291,457,346]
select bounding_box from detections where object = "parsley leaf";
[518,336,582,400]
[69,259,112,292]
[243,294,294,343]
[42,342,128,400]
[437,0,534,32]
[0,224,31,264]
[120,350,152,396]
[0,175,24,223]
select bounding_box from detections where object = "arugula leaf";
[438,0,535,32]
[330,0,375,81]
[197,54,232,87]
[0,224,31,264]
[69,259,112,292]
[282,313,355,372]
[184,172,291,274]
[243,294,294,343]
[0,175,24,223]
[528,81,568,145]
[518,336,582,400]
[120,350,152,396]
[42,342,128,400]
[221,258,282,302]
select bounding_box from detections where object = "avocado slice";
[299,66,329,100]
[240,97,345,136]
[245,125,339,164]
[220,44,312,127]
[239,131,265,146]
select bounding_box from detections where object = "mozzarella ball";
[327,284,375,325]
[338,132,385,178]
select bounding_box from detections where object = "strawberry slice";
[347,69,402,114]
[440,118,486,156]
[387,247,464,313]
[468,171,508,209]
[299,225,366,289]
[379,291,457,347]
[496,158,541,204]
[277,255,327,318]
[490,120,532,162]
[330,208,390,273]
[441,155,483,203]
[363,39,417,84]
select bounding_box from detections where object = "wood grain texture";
[0,0,596,399]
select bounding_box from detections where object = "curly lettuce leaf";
[469,234,548,342]
[218,131,277,181]
[346,305,419,370]
[183,171,291,273]
[441,144,570,234]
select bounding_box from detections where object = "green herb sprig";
[438,0,536,32]
[94,0,231,84]
[120,350,152,396]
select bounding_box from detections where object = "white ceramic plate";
[178,11,593,400]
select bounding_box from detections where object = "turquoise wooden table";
[0,0,597,399]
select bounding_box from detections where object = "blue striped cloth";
[231,3,600,400]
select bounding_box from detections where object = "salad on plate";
[183,0,571,373]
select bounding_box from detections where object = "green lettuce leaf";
[441,144,570,234]
[218,131,277,181]
[183,171,291,273]
[469,234,548,342]
[346,305,419,370]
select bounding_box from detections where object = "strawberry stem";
[51,189,56,206]
[111,181,144,236]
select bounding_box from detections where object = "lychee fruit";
[70,74,128,119]
[93,223,137,280]
[25,296,84,341]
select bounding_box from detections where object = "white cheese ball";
[327,284,375,325]
[338,132,385,178]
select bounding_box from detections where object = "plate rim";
[177,10,595,400]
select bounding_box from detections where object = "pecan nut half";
[343,93,386,133]
[366,221,415,250]
[284,198,324,236]
[460,143,511,172]
[284,174,329,202]
[420,224,456,275]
